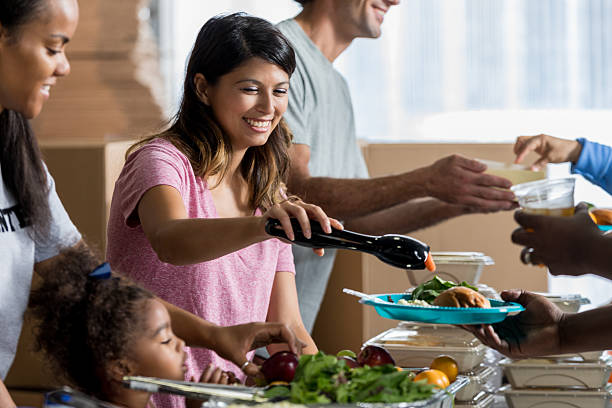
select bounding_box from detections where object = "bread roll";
[433,286,491,308]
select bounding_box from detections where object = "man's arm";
[288,144,515,221]
[344,198,470,235]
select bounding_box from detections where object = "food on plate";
[413,369,450,389]
[411,276,479,304]
[430,356,458,382]
[263,351,436,404]
[433,286,491,308]
[357,345,396,367]
[261,351,299,383]
[397,298,432,307]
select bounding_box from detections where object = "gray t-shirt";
[0,163,81,379]
[278,19,369,331]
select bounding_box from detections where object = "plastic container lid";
[431,252,495,265]
[500,357,612,389]
[455,391,495,408]
[364,325,488,372]
[504,386,612,408]
[534,292,590,313]
[455,365,498,401]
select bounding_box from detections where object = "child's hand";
[186,366,241,408]
[194,364,241,385]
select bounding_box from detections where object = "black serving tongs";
[265,218,435,271]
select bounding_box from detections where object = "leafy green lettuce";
[263,352,435,404]
[411,276,478,304]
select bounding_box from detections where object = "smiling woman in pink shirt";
[107,13,337,406]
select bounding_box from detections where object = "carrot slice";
[424,252,436,272]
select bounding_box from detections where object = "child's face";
[200,57,290,151]
[129,299,187,381]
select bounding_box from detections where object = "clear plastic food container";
[501,358,612,389]
[406,252,494,286]
[364,324,487,372]
[547,350,608,362]
[504,386,612,408]
[534,292,590,313]
[479,159,546,185]
[455,365,498,401]
[455,391,495,408]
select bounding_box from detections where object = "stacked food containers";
[499,293,612,408]
[364,323,503,408]
[501,355,612,407]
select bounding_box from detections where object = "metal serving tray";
[196,377,469,408]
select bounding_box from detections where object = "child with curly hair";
[29,246,237,408]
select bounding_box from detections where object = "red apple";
[357,345,395,367]
[261,351,299,383]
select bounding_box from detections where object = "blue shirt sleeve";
[571,138,612,195]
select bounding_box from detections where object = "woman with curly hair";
[30,246,236,407]
[107,13,338,407]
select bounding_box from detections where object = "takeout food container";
[479,159,546,185]
[511,177,576,215]
[547,350,607,362]
[455,391,495,408]
[406,252,494,286]
[455,365,498,401]
[501,358,612,389]
[504,386,612,408]
[364,325,488,372]
[535,292,590,313]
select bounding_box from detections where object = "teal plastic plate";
[598,225,612,231]
[361,293,524,324]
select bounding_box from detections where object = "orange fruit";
[413,369,450,389]
[430,356,458,383]
[590,209,612,226]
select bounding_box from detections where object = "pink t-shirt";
[107,138,295,406]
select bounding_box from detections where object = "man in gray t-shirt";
[278,0,517,333]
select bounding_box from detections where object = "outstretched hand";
[461,290,565,359]
[210,322,306,377]
[424,154,516,213]
[514,134,582,170]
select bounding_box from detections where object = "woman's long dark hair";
[0,0,51,236]
[129,13,297,210]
